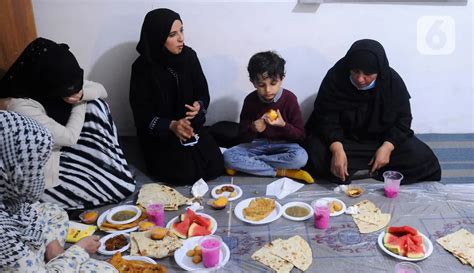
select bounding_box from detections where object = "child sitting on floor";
[223,51,314,183]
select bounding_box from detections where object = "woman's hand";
[76,235,100,255]
[369,141,395,174]
[184,101,201,120]
[63,90,83,104]
[170,118,194,141]
[264,109,286,127]
[330,142,349,182]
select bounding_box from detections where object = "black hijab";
[0,38,84,125]
[306,39,411,136]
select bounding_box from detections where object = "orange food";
[266,109,278,121]
[110,252,167,273]
[138,221,156,231]
[79,210,98,224]
[150,227,168,240]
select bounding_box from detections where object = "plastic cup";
[146,204,165,227]
[313,201,330,229]
[394,262,422,273]
[383,171,403,198]
[199,235,222,268]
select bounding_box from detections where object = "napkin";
[191,178,209,197]
[266,177,304,199]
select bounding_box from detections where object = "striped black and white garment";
[41,99,136,210]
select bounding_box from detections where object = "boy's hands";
[252,118,266,133]
[264,110,286,127]
[76,235,100,254]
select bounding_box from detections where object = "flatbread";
[352,200,391,233]
[137,184,194,210]
[251,243,294,273]
[270,236,312,271]
[130,231,183,259]
[436,228,474,267]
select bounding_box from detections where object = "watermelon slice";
[406,235,425,258]
[188,222,212,237]
[409,234,423,246]
[387,226,418,236]
[383,233,404,255]
[170,218,190,239]
[194,215,213,231]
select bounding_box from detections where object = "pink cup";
[199,235,222,268]
[313,202,330,229]
[146,204,165,227]
[383,171,403,198]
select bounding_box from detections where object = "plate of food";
[378,226,433,261]
[98,232,130,255]
[311,198,346,217]
[166,209,217,239]
[97,208,141,233]
[174,236,230,271]
[234,197,282,225]
[211,184,242,201]
[110,252,166,272]
[281,202,313,221]
[122,255,157,264]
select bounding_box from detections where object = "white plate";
[98,232,130,255]
[122,255,157,264]
[211,184,243,201]
[106,205,142,225]
[234,197,282,225]
[166,213,218,237]
[377,231,433,261]
[281,202,313,221]
[174,236,230,271]
[311,197,346,217]
[97,209,139,233]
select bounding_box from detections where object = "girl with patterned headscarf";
[0,111,117,272]
[0,38,135,210]
[130,8,224,184]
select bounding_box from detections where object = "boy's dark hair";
[247,51,286,83]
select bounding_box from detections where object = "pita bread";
[251,243,294,273]
[130,231,183,259]
[352,200,391,233]
[270,236,312,271]
[243,198,276,221]
[137,184,194,210]
[436,228,474,268]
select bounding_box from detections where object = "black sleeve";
[190,52,209,129]
[129,61,171,134]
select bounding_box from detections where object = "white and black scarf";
[0,111,52,268]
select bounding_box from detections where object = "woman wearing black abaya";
[304,39,441,184]
[130,8,224,185]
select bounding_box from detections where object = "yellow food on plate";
[243,198,276,221]
[329,201,343,213]
[109,252,167,273]
[138,221,156,231]
[212,196,228,209]
[150,227,168,240]
[79,210,98,224]
[266,109,278,121]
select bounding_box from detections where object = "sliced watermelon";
[406,235,425,258]
[194,215,213,231]
[387,226,418,236]
[185,208,199,222]
[170,218,190,239]
[408,234,423,246]
[383,233,404,255]
[188,222,211,237]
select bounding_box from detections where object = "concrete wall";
[32,0,473,135]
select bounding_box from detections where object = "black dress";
[130,9,223,185]
[304,39,441,184]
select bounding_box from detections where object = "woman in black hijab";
[0,38,135,210]
[130,8,224,185]
[304,39,441,184]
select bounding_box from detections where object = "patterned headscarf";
[0,111,53,267]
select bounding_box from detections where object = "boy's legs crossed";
[223,140,277,176]
[254,142,308,169]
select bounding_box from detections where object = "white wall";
[32,0,474,135]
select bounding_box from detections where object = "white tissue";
[266,177,304,199]
[187,202,203,211]
[333,185,348,193]
[191,178,209,198]
[345,205,360,215]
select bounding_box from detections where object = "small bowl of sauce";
[281,202,313,221]
[106,205,141,225]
